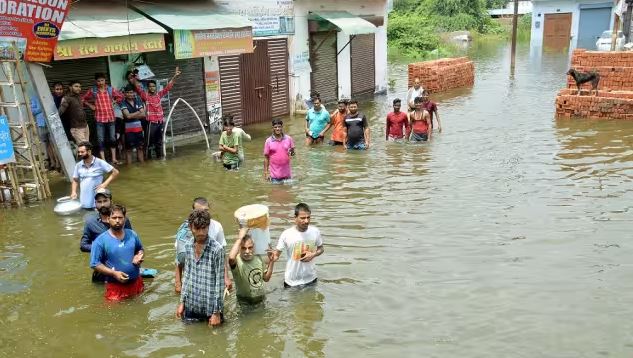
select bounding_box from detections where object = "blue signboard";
[0,115,15,164]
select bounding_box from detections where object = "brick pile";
[408,57,474,93]
[556,50,633,119]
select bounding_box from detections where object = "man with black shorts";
[121,85,145,164]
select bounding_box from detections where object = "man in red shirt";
[385,98,410,141]
[422,90,441,133]
[82,73,124,164]
[133,67,181,159]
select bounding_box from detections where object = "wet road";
[2,41,633,357]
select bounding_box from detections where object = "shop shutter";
[351,34,376,97]
[218,55,243,126]
[267,38,289,117]
[144,51,206,136]
[43,57,109,125]
[309,32,338,104]
[240,40,271,126]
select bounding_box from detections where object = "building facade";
[530,0,616,52]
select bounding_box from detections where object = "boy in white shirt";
[272,203,324,288]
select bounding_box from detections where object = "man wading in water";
[409,97,432,142]
[305,97,331,145]
[272,203,324,288]
[343,100,371,150]
[176,209,225,326]
[90,205,145,301]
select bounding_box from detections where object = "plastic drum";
[54,196,82,216]
[234,204,271,255]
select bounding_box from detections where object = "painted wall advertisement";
[174,28,252,59]
[0,115,15,164]
[0,0,72,62]
[216,0,294,37]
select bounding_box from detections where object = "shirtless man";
[408,97,432,142]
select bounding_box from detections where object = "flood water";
[2,41,633,357]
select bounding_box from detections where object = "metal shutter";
[144,51,206,136]
[219,55,243,126]
[267,38,289,117]
[240,40,271,126]
[309,32,338,104]
[351,34,376,97]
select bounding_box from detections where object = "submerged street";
[2,41,633,356]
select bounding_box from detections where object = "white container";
[53,196,82,216]
[234,204,271,255]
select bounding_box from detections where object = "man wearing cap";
[80,188,133,282]
[70,141,119,210]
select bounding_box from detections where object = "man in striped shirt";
[176,209,225,326]
[133,66,181,159]
[82,72,124,164]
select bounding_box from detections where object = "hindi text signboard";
[54,33,165,60]
[174,28,252,59]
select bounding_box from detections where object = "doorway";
[543,13,572,51]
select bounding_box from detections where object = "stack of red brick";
[408,57,474,93]
[556,49,633,119]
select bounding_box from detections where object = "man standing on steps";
[343,100,371,150]
[82,72,124,164]
[406,77,424,111]
[132,66,181,159]
[70,141,119,210]
[59,80,90,144]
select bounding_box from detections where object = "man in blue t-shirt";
[304,97,330,145]
[90,204,145,301]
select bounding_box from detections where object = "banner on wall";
[54,34,165,60]
[0,0,72,62]
[216,0,294,37]
[203,57,221,110]
[174,28,252,59]
[0,115,15,165]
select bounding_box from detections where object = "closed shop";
[219,38,290,126]
[309,32,338,104]
[219,55,243,125]
[350,34,376,97]
[144,51,206,136]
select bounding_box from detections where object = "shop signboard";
[0,115,15,164]
[216,0,294,37]
[0,0,72,62]
[173,28,252,59]
[54,33,165,60]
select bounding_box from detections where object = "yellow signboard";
[54,34,166,60]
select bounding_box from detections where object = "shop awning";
[55,3,167,60]
[311,11,377,35]
[132,2,254,59]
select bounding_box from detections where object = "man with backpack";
[82,73,124,164]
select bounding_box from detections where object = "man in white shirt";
[406,77,424,111]
[272,203,324,288]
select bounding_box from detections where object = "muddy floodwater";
[2,42,633,357]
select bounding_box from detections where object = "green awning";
[132,3,252,31]
[311,11,377,35]
[59,3,167,41]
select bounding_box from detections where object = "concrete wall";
[530,0,615,51]
[290,0,388,111]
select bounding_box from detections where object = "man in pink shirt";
[263,119,295,184]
